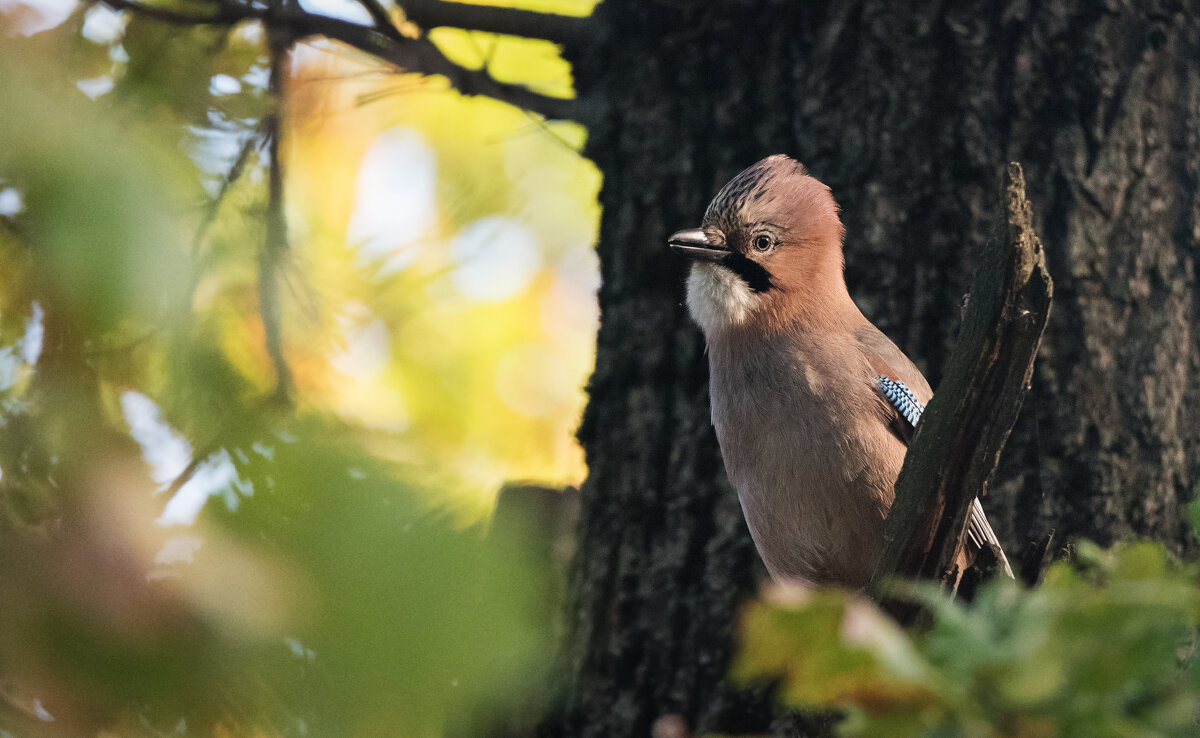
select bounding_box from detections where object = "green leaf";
[736,542,1200,737]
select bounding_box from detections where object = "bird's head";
[669,155,849,336]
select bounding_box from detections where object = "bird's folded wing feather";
[857,326,1014,578]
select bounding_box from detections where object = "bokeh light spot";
[450,216,541,302]
[347,127,437,266]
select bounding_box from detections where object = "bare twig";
[486,115,583,154]
[160,448,213,501]
[192,126,265,258]
[286,12,578,120]
[868,163,1054,624]
[353,0,405,41]
[99,0,581,120]
[259,27,294,404]
[403,0,589,46]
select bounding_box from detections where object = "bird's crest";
[703,155,808,233]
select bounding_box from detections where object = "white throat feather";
[685,263,759,335]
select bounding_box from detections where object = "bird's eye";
[752,234,773,252]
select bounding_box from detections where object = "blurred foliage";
[2,0,602,518]
[735,541,1200,737]
[0,0,598,734]
[283,48,600,511]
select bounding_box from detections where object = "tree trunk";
[557,1,1200,735]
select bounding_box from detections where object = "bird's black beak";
[668,228,728,264]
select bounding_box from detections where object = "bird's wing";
[965,498,1011,575]
[854,326,934,402]
[856,326,1014,578]
[855,325,932,444]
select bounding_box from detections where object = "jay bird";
[669,154,1011,588]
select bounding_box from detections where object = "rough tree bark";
[558,1,1200,736]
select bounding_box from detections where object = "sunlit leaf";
[738,544,1200,736]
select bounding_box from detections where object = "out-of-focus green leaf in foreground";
[0,48,549,738]
[734,541,1200,737]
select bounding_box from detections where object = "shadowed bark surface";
[557,1,1200,735]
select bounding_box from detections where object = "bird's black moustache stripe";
[722,252,774,293]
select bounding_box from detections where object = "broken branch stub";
[869,162,1053,623]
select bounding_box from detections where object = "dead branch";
[403,0,589,45]
[353,0,405,42]
[285,11,579,120]
[98,0,582,121]
[868,163,1054,624]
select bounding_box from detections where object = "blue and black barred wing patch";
[874,375,925,430]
